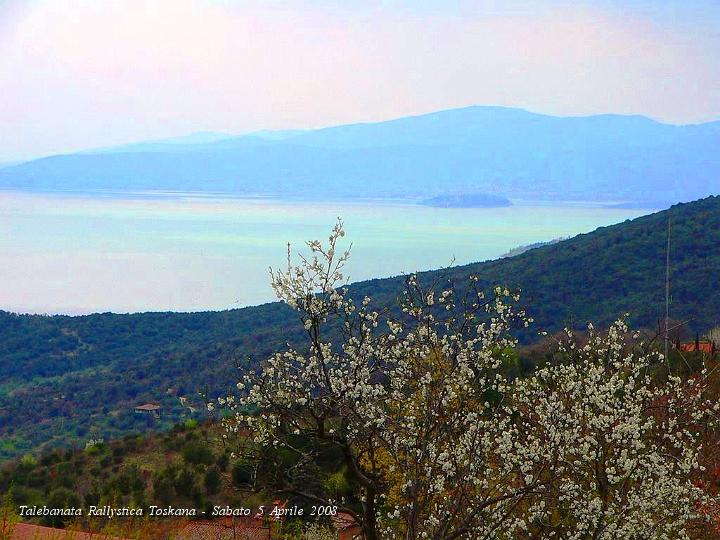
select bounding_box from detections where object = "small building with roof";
[133,403,161,417]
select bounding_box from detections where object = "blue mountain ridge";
[1,106,718,202]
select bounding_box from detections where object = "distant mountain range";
[0,160,22,170]
[80,129,306,154]
[2,195,720,459]
[1,106,718,203]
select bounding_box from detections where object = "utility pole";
[665,215,671,365]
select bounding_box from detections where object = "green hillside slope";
[1,196,719,460]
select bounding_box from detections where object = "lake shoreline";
[0,187,664,210]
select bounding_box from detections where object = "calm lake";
[0,191,654,314]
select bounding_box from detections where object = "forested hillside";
[2,196,719,460]
[0,421,257,530]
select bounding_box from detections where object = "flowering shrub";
[219,221,720,539]
[300,522,339,540]
[508,322,718,539]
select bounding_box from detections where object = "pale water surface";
[0,191,653,314]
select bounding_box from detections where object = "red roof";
[176,519,270,540]
[332,511,358,530]
[134,403,161,411]
[679,341,715,353]
[10,523,129,540]
[333,511,363,539]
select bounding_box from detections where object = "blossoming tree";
[508,322,718,539]
[218,221,718,539]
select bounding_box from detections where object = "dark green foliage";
[216,452,229,472]
[39,451,61,467]
[204,466,221,494]
[173,467,196,497]
[231,462,253,486]
[181,441,214,465]
[109,465,144,496]
[191,486,205,508]
[152,469,175,506]
[25,469,49,489]
[44,488,81,527]
[0,422,236,520]
[0,303,299,461]
[6,485,42,507]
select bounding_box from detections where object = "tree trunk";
[363,489,379,540]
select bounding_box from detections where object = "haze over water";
[0,191,652,315]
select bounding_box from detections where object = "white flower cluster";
[505,320,719,539]
[217,221,718,540]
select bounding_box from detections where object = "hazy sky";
[1,0,719,160]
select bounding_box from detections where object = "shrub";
[44,488,81,527]
[216,452,229,471]
[203,466,221,495]
[18,454,37,470]
[231,462,253,486]
[181,441,214,465]
[173,468,196,497]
